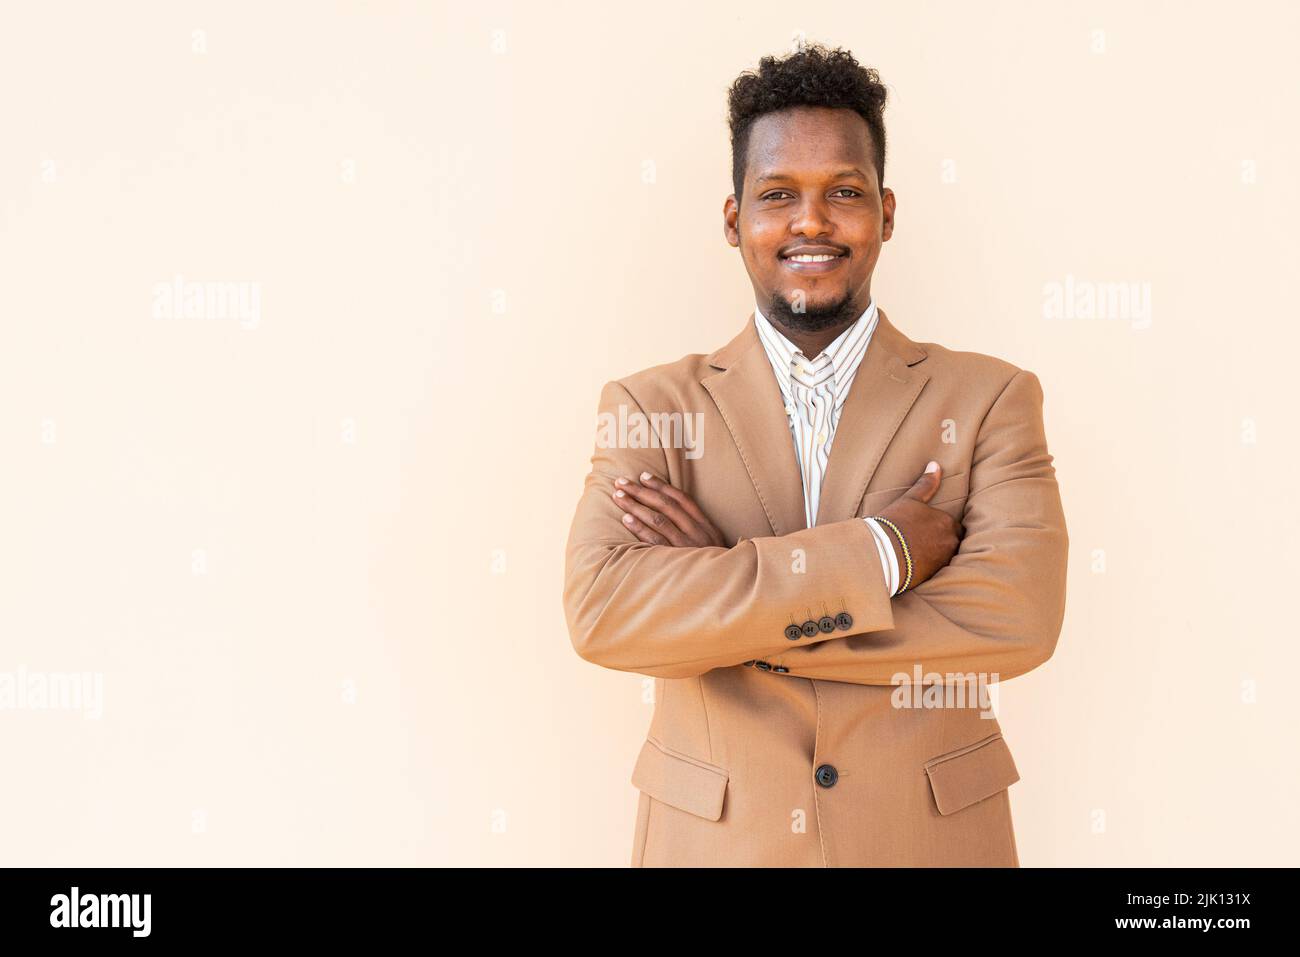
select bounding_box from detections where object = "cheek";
[741,215,782,256]
[852,250,879,280]
[853,234,881,266]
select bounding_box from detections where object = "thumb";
[904,460,942,502]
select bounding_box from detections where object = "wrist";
[871,516,914,594]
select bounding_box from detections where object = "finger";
[619,509,672,545]
[616,476,704,542]
[612,488,686,545]
[637,472,725,542]
[903,461,942,503]
[621,476,704,541]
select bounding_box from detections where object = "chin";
[762,283,858,328]
[783,293,849,316]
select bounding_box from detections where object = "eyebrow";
[753,167,868,185]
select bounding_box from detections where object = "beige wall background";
[1,1,1295,866]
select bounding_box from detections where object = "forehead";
[745,106,874,181]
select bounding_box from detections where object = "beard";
[764,287,860,334]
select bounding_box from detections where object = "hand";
[875,462,964,591]
[611,471,726,547]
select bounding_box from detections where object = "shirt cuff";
[863,517,899,597]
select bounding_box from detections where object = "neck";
[759,291,871,358]
[771,320,853,360]
[759,289,873,356]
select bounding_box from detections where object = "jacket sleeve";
[761,369,1069,685]
[562,378,897,678]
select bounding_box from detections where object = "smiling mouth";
[780,251,848,272]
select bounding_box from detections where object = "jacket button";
[801,620,819,637]
[834,612,853,631]
[815,764,838,788]
[817,616,835,633]
[742,660,756,667]
[773,665,789,674]
[755,661,772,671]
[784,624,803,641]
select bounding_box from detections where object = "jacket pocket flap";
[923,732,1020,816]
[860,470,969,515]
[928,468,971,506]
[630,737,729,821]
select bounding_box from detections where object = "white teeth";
[787,254,840,262]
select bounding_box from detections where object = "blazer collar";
[701,306,930,537]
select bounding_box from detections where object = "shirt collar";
[753,297,878,398]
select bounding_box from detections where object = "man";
[562,43,1068,867]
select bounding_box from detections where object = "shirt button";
[784,405,795,415]
[816,431,827,444]
[815,764,839,788]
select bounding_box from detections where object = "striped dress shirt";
[754,298,902,597]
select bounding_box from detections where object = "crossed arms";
[561,370,1069,686]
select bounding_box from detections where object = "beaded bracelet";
[870,516,913,595]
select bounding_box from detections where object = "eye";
[832,188,862,198]
[761,190,792,201]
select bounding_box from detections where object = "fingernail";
[925,461,938,473]
[614,490,625,497]
[640,471,653,482]
[615,477,628,485]
[623,514,634,524]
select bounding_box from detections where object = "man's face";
[724,105,894,332]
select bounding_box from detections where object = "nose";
[789,194,834,238]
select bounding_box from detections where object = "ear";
[723,194,740,248]
[881,187,896,242]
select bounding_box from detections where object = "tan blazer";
[562,308,1069,867]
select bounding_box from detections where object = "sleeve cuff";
[864,517,899,597]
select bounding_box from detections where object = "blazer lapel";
[814,307,930,525]
[701,314,807,537]
[701,307,930,537]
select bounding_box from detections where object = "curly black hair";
[727,43,888,205]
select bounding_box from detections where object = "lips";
[780,245,847,260]
[779,247,848,274]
